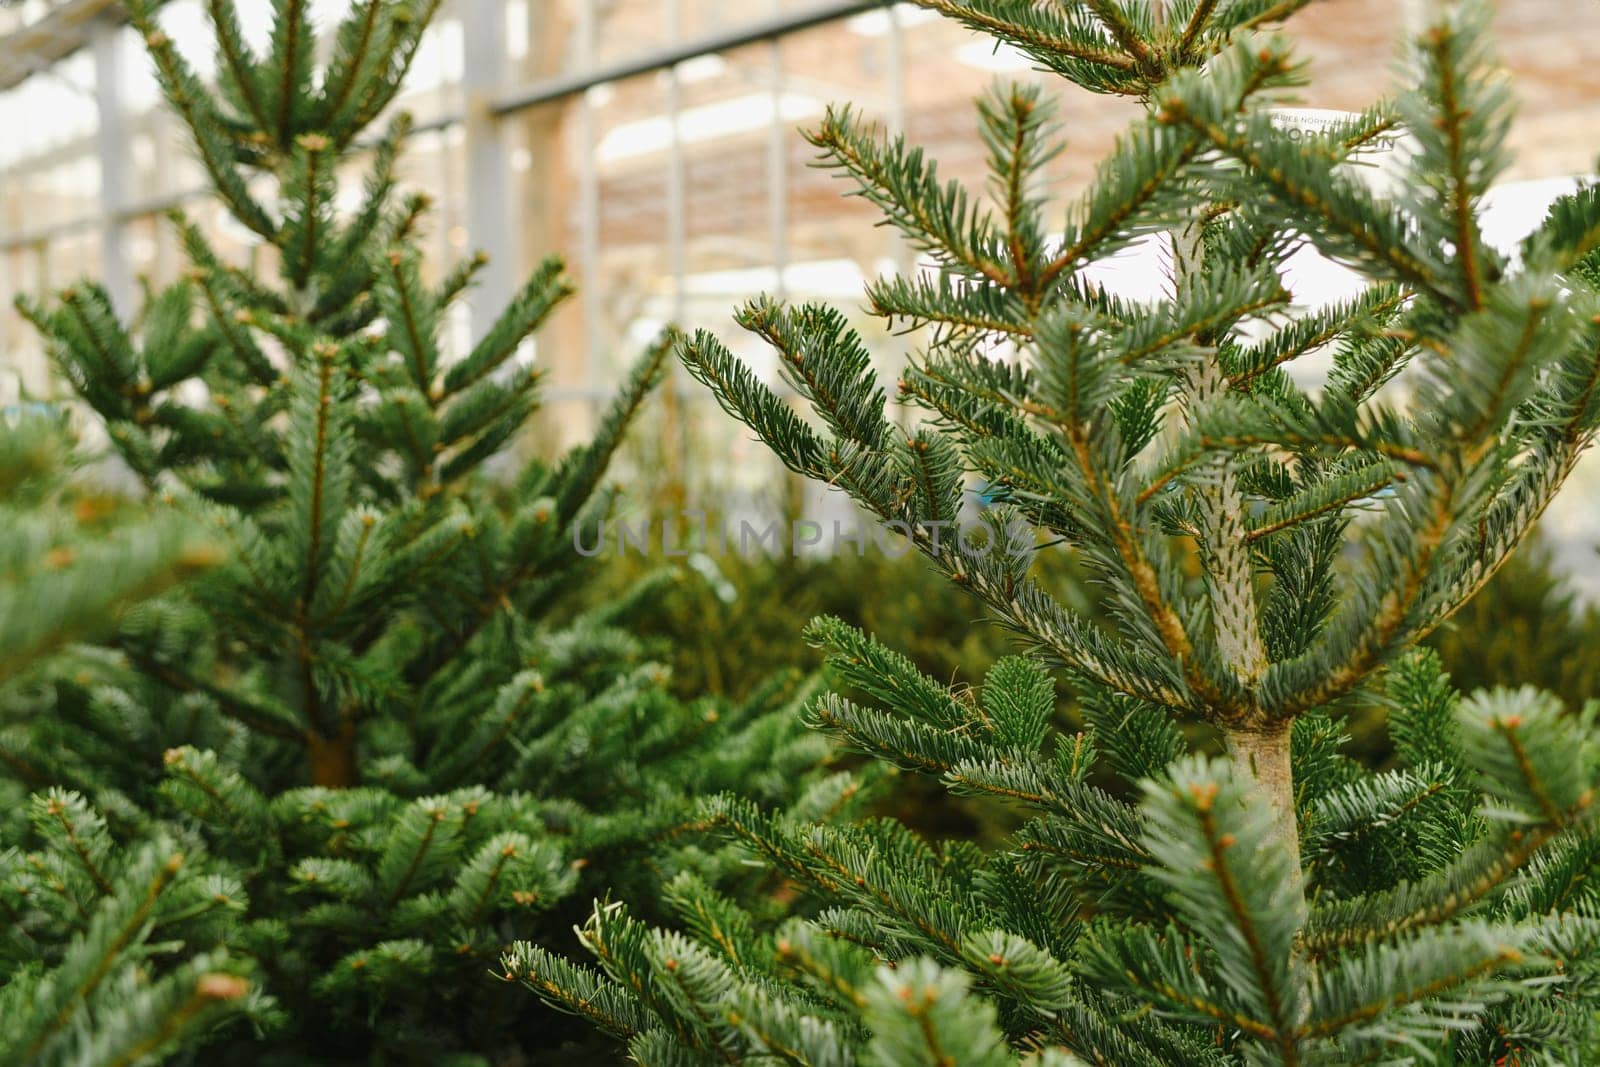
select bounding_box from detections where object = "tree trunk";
[1224,721,1302,899]
[307,720,358,788]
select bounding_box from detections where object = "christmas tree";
[7,1,845,1060]
[514,0,1600,1062]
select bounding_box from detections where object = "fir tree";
[0,411,267,1064]
[8,1,845,1060]
[515,0,1600,1062]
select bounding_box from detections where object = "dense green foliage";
[0,414,268,1065]
[515,651,1600,1065]
[3,2,839,1061]
[518,0,1600,1063]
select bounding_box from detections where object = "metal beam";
[408,0,884,136]
[91,19,132,314]
[461,0,514,341]
[0,1,888,252]
[0,0,125,91]
[486,0,880,118]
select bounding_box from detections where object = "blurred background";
[2,0,1599,751]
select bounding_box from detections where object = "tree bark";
[1224,721,1302,898]
[307,720,358,788]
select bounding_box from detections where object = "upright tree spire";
[18,0,660,786]
[676,0,1600,907]
[8,1,850,1059]
[516,1,1600,1062]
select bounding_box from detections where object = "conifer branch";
[273,0,307,147]
[130,2,277,239]
[1178,0,1219,56]
[1085,0,1151,63]
[1267,472,1458,717]
[207,0,268,130]
[319,0,383,126]
[916,0,1139,73]
[808,108,1010,284]
[18,849,184,1062]
[1302,931,1517,1038]
[1426,28,1488,309]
